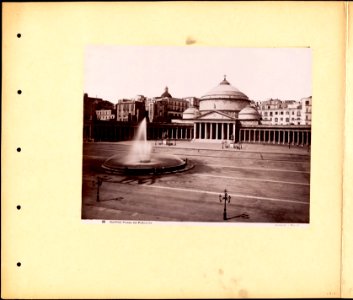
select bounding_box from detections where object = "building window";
[275,118,278,122]
[264,112,268,116]
[306,100,309,105]
[286,118,289,122]
[270,112,273,116]
[292,111,295,115]
[280,111,283,115]
[280,118,283,121]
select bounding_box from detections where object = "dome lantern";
[161,86,172,98]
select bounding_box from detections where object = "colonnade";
[193,122,236,140]
[88,121,311,147]
[148,126,193,140]
[239,128,311,146]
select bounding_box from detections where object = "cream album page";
[2,2,350,299]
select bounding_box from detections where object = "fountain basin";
[102,153,191,175]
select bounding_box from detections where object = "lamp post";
[219,189,231,220]
[96,177,103,202]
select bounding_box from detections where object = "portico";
[193,111,236,141]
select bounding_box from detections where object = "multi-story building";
[257,98,311,126]
[183,97,200,109]
[96,109,115,121]
[83,94,115,140]
[300,96,312,125]
[116,98,146,123]
[147,87,189,123]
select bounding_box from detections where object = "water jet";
[102,118,192,175]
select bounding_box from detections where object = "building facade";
[300,96,312,125]
[96,109,115,121]
[116,98,146,123]
[83,94,115,140]
[147,87,189,123]
[256,97,312,126]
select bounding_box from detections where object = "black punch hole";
[17,90,22,94]
[17,262,21,267]
[17,205,21,210]
[17,33,21,38]
[17,147,21,152]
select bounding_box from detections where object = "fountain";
[102,118,191,175]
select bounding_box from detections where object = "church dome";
[201,76,249,100]
[161,86,172,98]
[199,76,251,114]
[238,105,261,120]
[183,107,200,120]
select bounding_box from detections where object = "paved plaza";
[82,141,310,223]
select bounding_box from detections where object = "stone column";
[282,130,285,144]
[221,123,224,140]
[198,123,201,139]
[193,123,196,139]
[294,131,298,145]
[233,123,236,142]
[277,130,280,144]
[226,123,229,140]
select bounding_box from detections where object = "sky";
[84,46,312,104]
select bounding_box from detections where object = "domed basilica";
[181,76,260,141]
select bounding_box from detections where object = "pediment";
[197,111,234,120]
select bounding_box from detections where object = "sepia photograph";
[82,46,312,224]
[5,2,351,298]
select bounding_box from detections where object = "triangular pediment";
[197,110,235,120]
